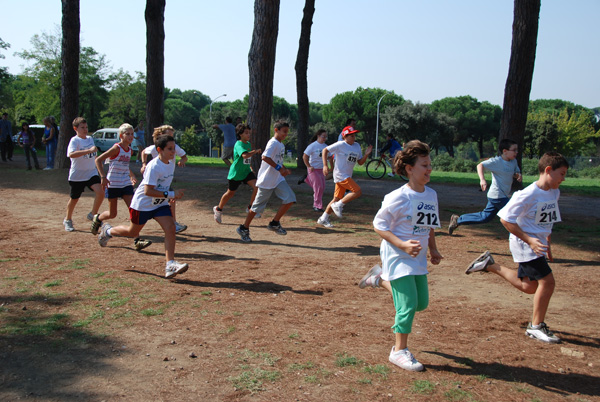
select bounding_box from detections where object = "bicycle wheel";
[366,159,386,179]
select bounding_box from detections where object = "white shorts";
[251,180,296,214]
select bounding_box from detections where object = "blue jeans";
[457,197,509,226]
[46,139,57,168]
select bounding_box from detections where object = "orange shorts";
[334,177,361,199]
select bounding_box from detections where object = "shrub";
[431,153,454,171]
[521,158,539,176]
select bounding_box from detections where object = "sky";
[1,0,598,109]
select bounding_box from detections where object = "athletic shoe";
[331,201,344,218]
[134,238,152,251]
[98,223,112,247]
[43,167,52,170]
[313,207,325,212]
[175,222,188,233]
[297,174,307,185]
[237,225,252,242]
[165,261,188,279]
[63,219,74,232]
[213,206,222,224]
[526,322,560,344]
[359,264,382,289]
[389,347,424,372]
[448,214,459,235]
[267,222,287,235]
[90,214,102,235]
[86,212,94,221]
[465,251,495,274]
[387,172,394,177]
[317,216,334,228]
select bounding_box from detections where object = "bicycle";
[366,154,408,181]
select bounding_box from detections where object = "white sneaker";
[465,251,495,274]
[526,322,560,343]
[317,216,334,228]
[213,206,222,224]
[98,223,112,247]
[63,219,74,232]
[389,347,424,371]
[331,201,344,218]
[359,264,382,289]
[175,222,188,233]
[165,261,188,278]
[43,167,52,170]
[86,212,94,221]
[387,172,394,177]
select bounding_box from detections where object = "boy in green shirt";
[213,124,262,223]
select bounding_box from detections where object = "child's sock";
[106,228,113,237]
[270,220,280,226]
[321,212,330,220]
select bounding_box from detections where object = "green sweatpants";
[390,274,429,334]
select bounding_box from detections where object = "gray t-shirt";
[219,123,237,148]
[481,156,520,199]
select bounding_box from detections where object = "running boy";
[448,139,521,234]
[90,123,151,251]
[465,152,569,344]
[97,134,188,278]
[236,120,296,242]
[317,125,372,228]
[141,125,188,233]
[213,124,262,224]
[358,140,443,371]
[63,117,104,232]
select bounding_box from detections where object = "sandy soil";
[0,156,599,402]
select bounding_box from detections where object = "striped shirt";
[107,144,132,188]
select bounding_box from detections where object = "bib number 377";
[411,200,441,228]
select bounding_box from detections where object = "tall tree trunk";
[145,0,166,143]
[56,0,80,169]
[295,0,315,170]
[248,0,280,172]
[499,0,540,170]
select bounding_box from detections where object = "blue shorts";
[69,175,101,199]
[518,257,552,281]
[105,185,134,199]
[129,205,172,226]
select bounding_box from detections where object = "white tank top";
[107,144,132,188]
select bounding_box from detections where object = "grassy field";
[185,155,600,197]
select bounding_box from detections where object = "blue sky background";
[2,0,598,108]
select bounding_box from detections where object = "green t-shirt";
[227,140,252,181]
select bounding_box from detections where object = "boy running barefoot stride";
[465,152,569,344]
[97,135,188,278]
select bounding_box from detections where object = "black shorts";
[518,256,552,281]
[69,175,101,199]
[228,171,257,191]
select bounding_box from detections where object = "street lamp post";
[209,94,227,120]
[364,89,390,158]
[374,93,390,158]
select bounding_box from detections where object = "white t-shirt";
[144,144,186,175]
[481,156,520,199]
[303,141,327,169]
[373,184,440,281]
[130,157,174,212]
[256,137,285,189]
[67,135,98,181]
[326,141,362,183]
[497,182,560,263]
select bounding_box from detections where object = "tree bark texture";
[499,0,540,170]
[248,0,280,172]
[57,0,80,169]
[295,0,315,170]
[145,0,166,143]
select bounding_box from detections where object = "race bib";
[411,199,441,228]
[243,157,251,165]
[347,152,358,164]
[152,198,167,206]
[535,200,561,225]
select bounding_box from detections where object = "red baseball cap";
[341,126,360,138]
